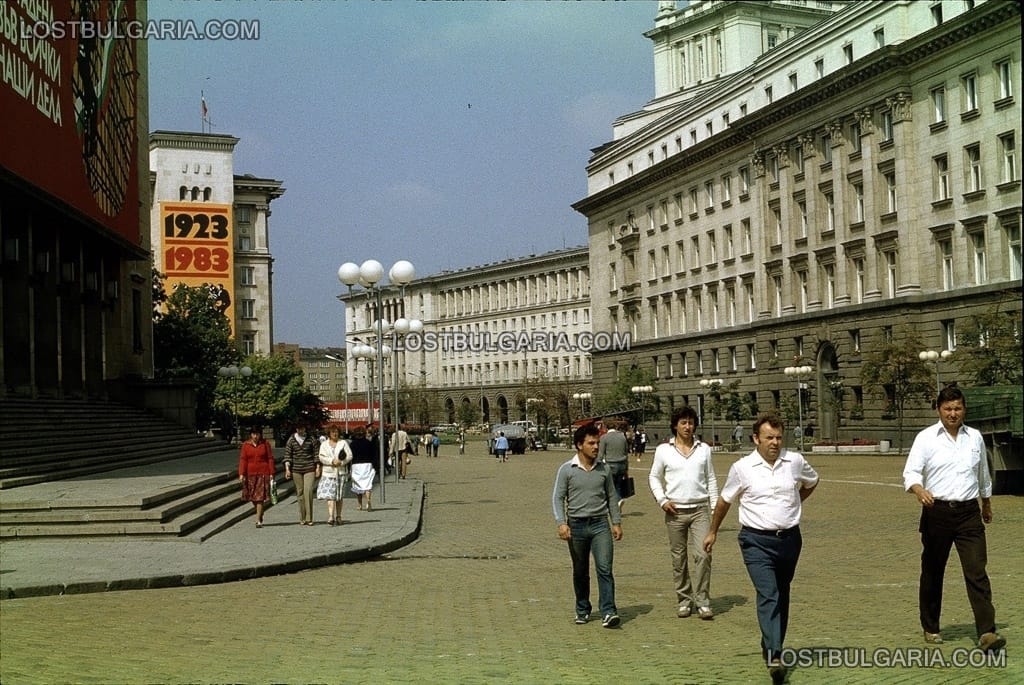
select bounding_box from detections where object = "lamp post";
[324,353,348,434]
[218,364,252,443]
[572,392,592,420]
[783,365,813,451]
[477,367,493,427]
[918,349,952,394]
[338,259,416,504]
[698,379,722,449]
[391,317,422,482]
[630,385,653,432]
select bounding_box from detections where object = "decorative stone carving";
[856,108,874,135]
[826,121,845,147]
[886,92,912,122]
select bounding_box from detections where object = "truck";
[489,424,527,455]
[963,386,1023,495]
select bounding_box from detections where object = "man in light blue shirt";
[494,432,510,462]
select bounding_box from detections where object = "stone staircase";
[0,398,293,540]
[0,397,227,489]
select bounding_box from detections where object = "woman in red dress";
[239,426,275,527]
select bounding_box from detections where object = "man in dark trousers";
[903,385,1005,653]
[703,413,818,683]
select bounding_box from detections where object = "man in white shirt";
[703,412,818,684]
[649,406,718,620]
[903,386,1005,653]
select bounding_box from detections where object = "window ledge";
[994,95,1014,111]
[931,198,953,210]
[962,189,986,202]
[960,108,980,123]
[929,121,948,133]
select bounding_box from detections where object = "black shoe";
[768,660,786,684]
[602,614,620,628]
[574,614,590,625]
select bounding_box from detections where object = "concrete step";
[0,475,294,540]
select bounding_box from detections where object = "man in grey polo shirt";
[553,422,623,628]
[598,418,631,509]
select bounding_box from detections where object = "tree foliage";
[595,365,660,426]
[456,400,480,428]
[952,303,1023,386]
[860,328,933,451]
[152,278,238,429]
[221,353,322,430]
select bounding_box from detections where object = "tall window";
[966,144,982,192]
[885,251,898,298]
[242,333,255,356]
[798,270,808,313]
[708,231,718,263]
[739,166,750,195]
[825,194,835,232]
[799,201,808,237]
[821,134,832,164]
[962,72,978,112]
[705,180,715,208]
[689,188,699,214]
[850,122,861,153]
[815,58,824,79]
[724,224,734,259]
[996,59,1013,100]
[691,236,701,269]
[241,299,256,319]
[853,183,865,222]
[742,218,752,254]
[940,239,954,290]
[843,43,853,65]
[824,263,836,308]
[881,109,894,142]
[773,208,782,245]
[934,155,950,200]
[1000,133,1017,183]
[744,282,755,322]
[874,28,885,48]
[765,85,773,104]
[885,172,898,213]
[931,86,946,124]
[722,175,732,203]
[240,265,256,286]
[1007,223,1022,280]
[773,275,783,316]
[943,320,957,352]
[853,257,865,304]
[972,232,987,284]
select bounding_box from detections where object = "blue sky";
[148,0,662,346]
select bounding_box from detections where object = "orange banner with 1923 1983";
[159,202,236,333]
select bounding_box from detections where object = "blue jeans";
[568,516,617,617]
[738,526,802,663]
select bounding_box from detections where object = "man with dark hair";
[650,405,718,619]
[903,386,1005,653]
[598,417,631,509]
[703,412,818,683]
[553,423,623,628]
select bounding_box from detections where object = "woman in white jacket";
[316,425,353,525]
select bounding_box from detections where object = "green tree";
[595,365,660,426]
[861,328,933,451]
[456,400,480,429]
[224,354,318,431]
[153,279,238,430]
[952,304,1023,386]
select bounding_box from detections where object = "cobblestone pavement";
[1,446,1019,684]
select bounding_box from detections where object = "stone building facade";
[574,0,1021,443]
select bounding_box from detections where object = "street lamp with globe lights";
[572,392,592,420]
[390,316,422,482]
[338,259,416,503]
[218,364,252,444]
[698,379,723,449]
[918,349,952,396]
[783,365,814,450]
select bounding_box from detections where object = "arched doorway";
[444,397,455,424]
[497,395,509,423]
[816,342,840,442]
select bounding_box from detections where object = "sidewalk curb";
[1,481,424,600]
